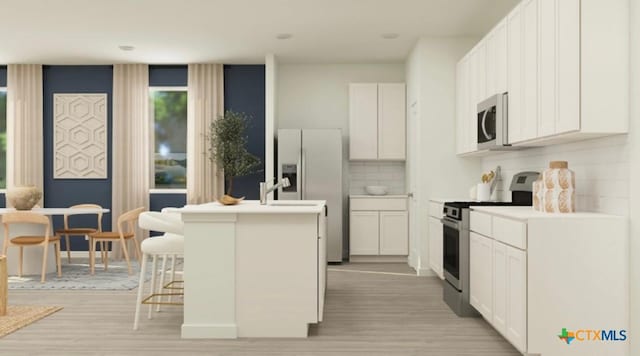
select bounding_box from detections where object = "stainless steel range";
[442,171,539,317]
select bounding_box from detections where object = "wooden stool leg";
[19,247,24,277]
[0,256,7,316]
[90,238,95,275]
[55,241,62,277]
[41,243,49,283]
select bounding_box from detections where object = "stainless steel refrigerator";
[277,129,343,262]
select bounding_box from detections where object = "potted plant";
[208,110,261,205]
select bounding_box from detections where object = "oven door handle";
[440,218,461,230]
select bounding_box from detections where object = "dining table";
[0,207,110,276]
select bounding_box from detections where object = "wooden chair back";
[117,207,145,235]
[2,212,51,244]
[65,204,104,232]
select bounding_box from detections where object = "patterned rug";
[7,259,156,290]
[0,305,63,338]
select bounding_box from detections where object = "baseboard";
[416,267,436,277]
[349,255,408,263]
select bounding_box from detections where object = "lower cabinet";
[349,197,408,258]
[427,216,443,279]
[469,232,493,320]
[470,231,527,354]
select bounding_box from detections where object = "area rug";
[7,259,157,290]
[0,305,63,338]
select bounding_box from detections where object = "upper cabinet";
[456,0,628,155]
[349,83,406,160]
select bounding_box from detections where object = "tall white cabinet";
[456,0,628,155]
[349,83,406,160]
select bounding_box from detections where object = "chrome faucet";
[259,178,291,205]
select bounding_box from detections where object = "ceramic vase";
[541,161,575,213]
[6,185,42,210]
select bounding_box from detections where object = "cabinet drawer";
[470,211,492,237]
[428,202,444,218]
[493,216,527,250]
[350,198,407,211]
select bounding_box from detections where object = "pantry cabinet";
[349,83,406,160]
[456,0,628,155]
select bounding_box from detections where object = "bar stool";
[133,211,184,330]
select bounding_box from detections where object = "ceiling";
[0,0,519,64]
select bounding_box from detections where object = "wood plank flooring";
[3,263,518,355]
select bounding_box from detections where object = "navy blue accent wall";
[43,66,113,250]
[149,65,188,87]
[149,65,188,211]
[223,65,265,199]
[0,65,6,86]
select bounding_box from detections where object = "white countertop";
[178,200,326,214]
[429,197,476,203]
[350,194,408,199]
[0,207,109,215]
[471,206,624,221]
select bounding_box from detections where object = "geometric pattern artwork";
[53,94,108,179]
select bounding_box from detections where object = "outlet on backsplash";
[349,161,406,195]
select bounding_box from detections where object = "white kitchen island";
[177,200,327,339]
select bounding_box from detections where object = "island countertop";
[178,200,326,214]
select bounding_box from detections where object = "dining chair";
[2,211,62,283]
[55,204,103,263]
[88,207,145,275]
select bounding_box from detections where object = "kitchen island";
[177,200,327,339]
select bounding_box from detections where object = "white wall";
[405,38,481,274]
[277,63,405,258]
[481,135,630,215]
[265,54,277,192]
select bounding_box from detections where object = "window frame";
[0,87,6,193]
[148,86,188,194]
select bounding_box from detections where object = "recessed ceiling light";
[381,33,399,40]
[118,45,135,51]
[276,33,293,40]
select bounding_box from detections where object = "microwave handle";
[480,109,491,140]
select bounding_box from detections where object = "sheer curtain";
[6,64,44,206]
[112,64,149,236]
[187,64,224,204]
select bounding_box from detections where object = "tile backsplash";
[481,135,630,215]
[349,161,406,195]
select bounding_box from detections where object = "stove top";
[444,201,531,209]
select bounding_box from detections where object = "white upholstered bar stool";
[133,210,184,330]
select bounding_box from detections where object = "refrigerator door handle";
[301,149,306,200]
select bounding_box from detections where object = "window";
[0,88,6,189]
[149,87,187,190]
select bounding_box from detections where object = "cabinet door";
[476,42,487,103]
[492,241,508,335]
[379,211,408,255]
[378,83,406,160]
[555,0,580,134]
[470,232,493,320]
[537,0,556,137]
[349,83,378,159]
[507,5,523,144]
[349,211,380,255]
[495,20,508,94]
[468,49,479,153]
[456,60,466,155]
[522,0,538,141]
[317,210,327,321]
[486,32,497,97]
[428,217,444,279]
[506,246,527,353]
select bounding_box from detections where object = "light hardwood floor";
[3,263,518,355]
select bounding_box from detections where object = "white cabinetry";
[456,0,628,154]
[469,232,493,320]
[427,201,444,279]
[469,207,628,355]
[349,83,406,160]
[349,196,408,260]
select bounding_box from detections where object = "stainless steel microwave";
[477,93,509,150]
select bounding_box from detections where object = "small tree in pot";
[208,110,261,204]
